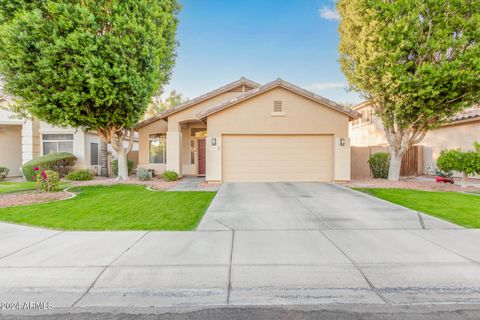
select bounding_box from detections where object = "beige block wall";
[206,87,351,182]
[0,125,22,176]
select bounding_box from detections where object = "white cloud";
[319,6,340,21]
[306,82,346,91]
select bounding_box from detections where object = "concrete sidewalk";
[1,183,480,313]
[2,225,480,309]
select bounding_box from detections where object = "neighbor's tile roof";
[135,77,260,128]
[353,102,479,123]
[197,78,360,120]
[450,105,480,122]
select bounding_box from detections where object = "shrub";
[34,169,60,192]
[137,167,152,181]
[112,159,134,177]
[0,167,9,181]
[368,152,391,179]
[163,170,178,181]
[66,169,93,181]
[437,146,480,187]
[22,153,77,181]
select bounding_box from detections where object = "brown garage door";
[222,135,333,182]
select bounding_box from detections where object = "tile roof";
[135,77,260,128]
[450,105,480,122]
[354,101,480,123]
[197,78,360,119]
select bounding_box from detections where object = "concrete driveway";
[197,182,459,230]
[2,182,480,314]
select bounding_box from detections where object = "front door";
[197,139,206,176]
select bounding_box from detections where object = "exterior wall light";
[340,138,346,146]
[211,138,217,146]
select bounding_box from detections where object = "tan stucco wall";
[137,119,168,174]
[0,125,22,176]
[138,91,243,176]
[422,120,480,174]
[349,117,387,147]
[206,87,351,181]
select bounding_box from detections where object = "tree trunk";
[116,149,129,180]
[388,149,403,181]
[97,127,134,180]
[100,141,109,177]
[461,172,467,188]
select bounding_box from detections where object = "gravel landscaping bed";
[0,191,71,208]
[341,177,480,192]
[71,176,178,190]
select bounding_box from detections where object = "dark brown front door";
[198,139,206,176]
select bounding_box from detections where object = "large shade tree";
[338,0,480,180]
[0,0,179,179]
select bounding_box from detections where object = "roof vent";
[273,101,283,112]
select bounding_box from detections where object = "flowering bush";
[34,168,60,192]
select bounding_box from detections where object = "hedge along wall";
[22,152,77,181]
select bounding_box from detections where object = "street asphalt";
[1,182,480,318]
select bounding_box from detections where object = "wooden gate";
[400,145,423,177]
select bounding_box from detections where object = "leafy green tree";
[338,0,480,181]
[144,90,187,119]
[0,0,180,179]
[437,145,480,187]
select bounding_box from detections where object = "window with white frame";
[352,107,373,127]
[149,133,166,164]
[42,134,74,155]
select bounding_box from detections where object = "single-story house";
[0,97,138,177]
[135,78,359,183]
[349,102,480,175]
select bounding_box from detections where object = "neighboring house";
[0,97,138,177]
[136,78,359,182]
[349,102,480,175]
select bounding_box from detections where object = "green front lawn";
[0,181,36,194]
[0,185,216,231]
[356,188,480,228]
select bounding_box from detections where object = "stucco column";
[166,131,182,175]
[73,130,86,167]
[334,136,351,181]
[21,119,40,164]
[205,136,222,182]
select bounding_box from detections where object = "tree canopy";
[0,0,180,178]
[144,89,187,119]
[338,0,480,180]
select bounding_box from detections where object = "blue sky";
[162,0,363,105]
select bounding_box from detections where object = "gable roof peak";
[197,78,360,120]
[135,77,261,128]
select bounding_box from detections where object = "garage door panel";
[222,135,333,182]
